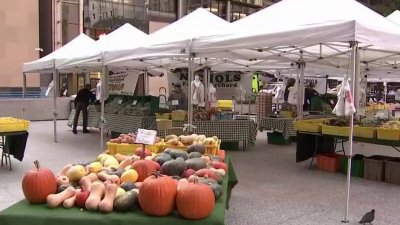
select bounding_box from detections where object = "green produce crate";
[111,131,121,139]
[220,141,239,151]
[340,154,364,177]
[267,132,291,145]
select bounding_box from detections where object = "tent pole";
[187,40,194,133]
[53,67,58,143]
[342,41,358,224]
[144,70,149,95]
[296,64,301,117]
[299,56,305,118]
[22,73,27,119]
[204,60,209,110]
[100,65,107,152]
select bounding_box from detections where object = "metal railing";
[0,91,46,98]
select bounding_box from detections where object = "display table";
[258,117,296,140]
[0,131,29,171]
[67,110,156,133]
[159,120,257,150]
[67,109,101,128]
[0,157,238,225]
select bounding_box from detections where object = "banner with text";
[109,71,140,95]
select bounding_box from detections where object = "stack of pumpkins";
[21,144,227,220]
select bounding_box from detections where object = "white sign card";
[109,71,140,95]
[118,99,123,104]
[172,100,179,105]
[132,100,138,106]
[395,111,400,118]
[135,129,157,145]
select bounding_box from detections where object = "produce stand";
[0,158,238,225]
[158,120,257,150]
[67,110,156,134]
[258,117,296,140]
[0,117,30,171]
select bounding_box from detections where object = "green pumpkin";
[113,190,139,212]
[169,149,189,160]
[161,158,187,176]
[188,152,203,159]
[197,176,219,186]
[120,182,137,192]
[186,158,207,171]
[56,184,73,193]
[187,144,205,154]
[106,167,124,177]
[153,153,173,166]
[209,183,223,200]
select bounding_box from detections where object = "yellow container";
[0,117,29,132]
[293,119,326,133]
[204,140,221,155]
[107,141,164,155]
[171,111,187,121]
[322,125,350,137]
[217,100,233,109]
[281,111,293,118]
[155,113,171,120]
[353,126,376,139]
[377,128,400,141]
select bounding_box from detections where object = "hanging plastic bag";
[333,77,355,116]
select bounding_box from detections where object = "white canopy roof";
[23,34,95,73]
[105,8,233,66]
[387,10,400,25]
[192,0,400,73]
[57,23,148,71]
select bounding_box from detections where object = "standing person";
[169,83,187,110]
[73,84,92,134]
[59,83,68,97]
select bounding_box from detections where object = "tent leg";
[187,40,194,133]
[342,42,358,224]
[100,66,107,152]
[299,60,305,117]
[53,69,58,143]
[22,73,27,119]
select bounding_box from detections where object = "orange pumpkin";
[131,160,158,182]
[22,160,57,204]
[138,172,177,216]
[176,176,215,219]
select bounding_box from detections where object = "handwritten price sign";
[135,129,157,145]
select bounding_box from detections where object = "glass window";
[62,1,80,44]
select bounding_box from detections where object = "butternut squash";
[98,183,118,213]
[79,176,92,191]
[62,189,79,208]
[118,158,133,170]
[46,187,76,208]
[85,181,105,211]
[58,164,73,176]
[98,172,120,185]
[114,153,129,162]
[88,173,98,182]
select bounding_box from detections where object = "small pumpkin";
[153,153,173,166]
[161,158,187,176]
[131,160,158,182]
[176,176,215,219]
[182,169,196,178]
[195,169,218,180]
[209,183,223,200]
[135,148,152,158]
[106,167,124,177]
[211,161,228,172]
[139,172,177,216]
[22,160,57,204]
[187,144,205,154]
[188,152,203,159]
[114,190,139,212]
[168,149,189,160]
[120,182,137,192]
[186,158,207,171]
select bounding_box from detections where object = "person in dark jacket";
[73,84,93,134]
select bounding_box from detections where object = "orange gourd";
[176,176,215,219]
[85,181,105,211]
[138,172,177,216]
[22,160,57,204]
[87,172,98,182]
[131,160,158,182]
[46,187,76,208]
[79,176,92,191]
[118,158,133,170]
[98,183,118,213]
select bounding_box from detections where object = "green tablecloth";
[0,158,238,225]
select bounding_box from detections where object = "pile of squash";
[164,134,219,148]
[21,146,227,220]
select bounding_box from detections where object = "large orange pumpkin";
[176,176,215,219]
[138,172,177,216]
[22,160,57,204]
[131,160,158,182]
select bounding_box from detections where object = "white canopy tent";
[189,0,400,222]
[387,10,400,25]
[22,34,96,143]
